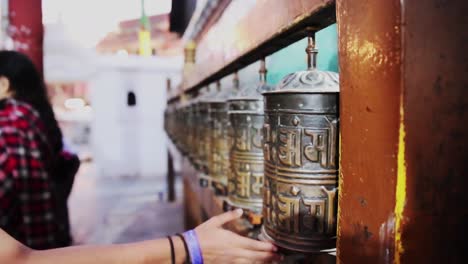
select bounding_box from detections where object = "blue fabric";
[183,230,204,264]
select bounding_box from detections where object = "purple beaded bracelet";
[183,230,204,264]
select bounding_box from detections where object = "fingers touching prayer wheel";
[166,35,340,254]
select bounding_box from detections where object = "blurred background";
[2,0,189,176]
[1,0,193,245]
[0,0,337,246]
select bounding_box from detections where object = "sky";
[42,0,172,48]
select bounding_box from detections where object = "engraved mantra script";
[236,167,263,198]
[264,184,337,234]
[235,126,262,151]
[263,120,337,169]
[211,117,229,178]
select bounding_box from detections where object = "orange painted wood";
[400,1,468,262]
[336,1,401,262]
[336,0,468,262]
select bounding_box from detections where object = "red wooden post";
[336,0,468,263]
[8,0,43,75]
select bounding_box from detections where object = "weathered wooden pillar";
[8,0,43,74]
[336,0,468,263]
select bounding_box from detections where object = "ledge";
[169,0,336,103]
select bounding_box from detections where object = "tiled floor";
[68,162,184,245]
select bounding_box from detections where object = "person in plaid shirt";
[0,51,72,249]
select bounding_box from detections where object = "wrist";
[183,230,204,264]
[171,236,187,264]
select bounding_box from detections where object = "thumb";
[207,209,243,227]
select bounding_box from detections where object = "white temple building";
[44,21,183,179]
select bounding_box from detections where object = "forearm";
[24,237,187,264]
[2,209,279,263]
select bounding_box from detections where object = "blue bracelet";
[183,229,204,264]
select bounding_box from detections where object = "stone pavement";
[68,162,184,245]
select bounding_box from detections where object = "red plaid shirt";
[0,99,60,249]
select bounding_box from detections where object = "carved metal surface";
[187,101,196,162]
[184,97,196,157]
[227,66,272,212]
[207,79,239,195]
[176,100,192,156]
[193,87,211,173]
[173,103,183,152]
[174,101,188,154]
[228,98,265,212]
[191,100,200,165]
[197,101,210,172]
[260,67,340,252]
[208,101,230,193]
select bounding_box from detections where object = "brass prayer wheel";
[186,99,196,162]
[193,87,211,172]
[177,96,191,156]
[174,101,184,153]
[260,37,340,252]
[208,76,239,195]
[184,94,196,158]
[167,103,177,144]
[205,82,222,186]
[189,91,202,166]
[190,98,199,165]
[196,86,217,189]
[227,59,271,214]
[198,86,213,174]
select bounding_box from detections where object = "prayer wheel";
[208,75,239,195]
[173,102,183,152]
[193,87,211,172]
[177,96,191,156]
[189,92,202,165]
[226,59,271,215]
[192,96,201,167]
[260,37,340,252]
[186,99,196,160]
[197,86,216,187]
[182,94,196,157]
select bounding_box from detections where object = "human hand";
[194,209,281,264]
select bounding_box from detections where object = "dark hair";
[0,50,63,155]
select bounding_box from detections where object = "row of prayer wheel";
[165,37,340,253]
